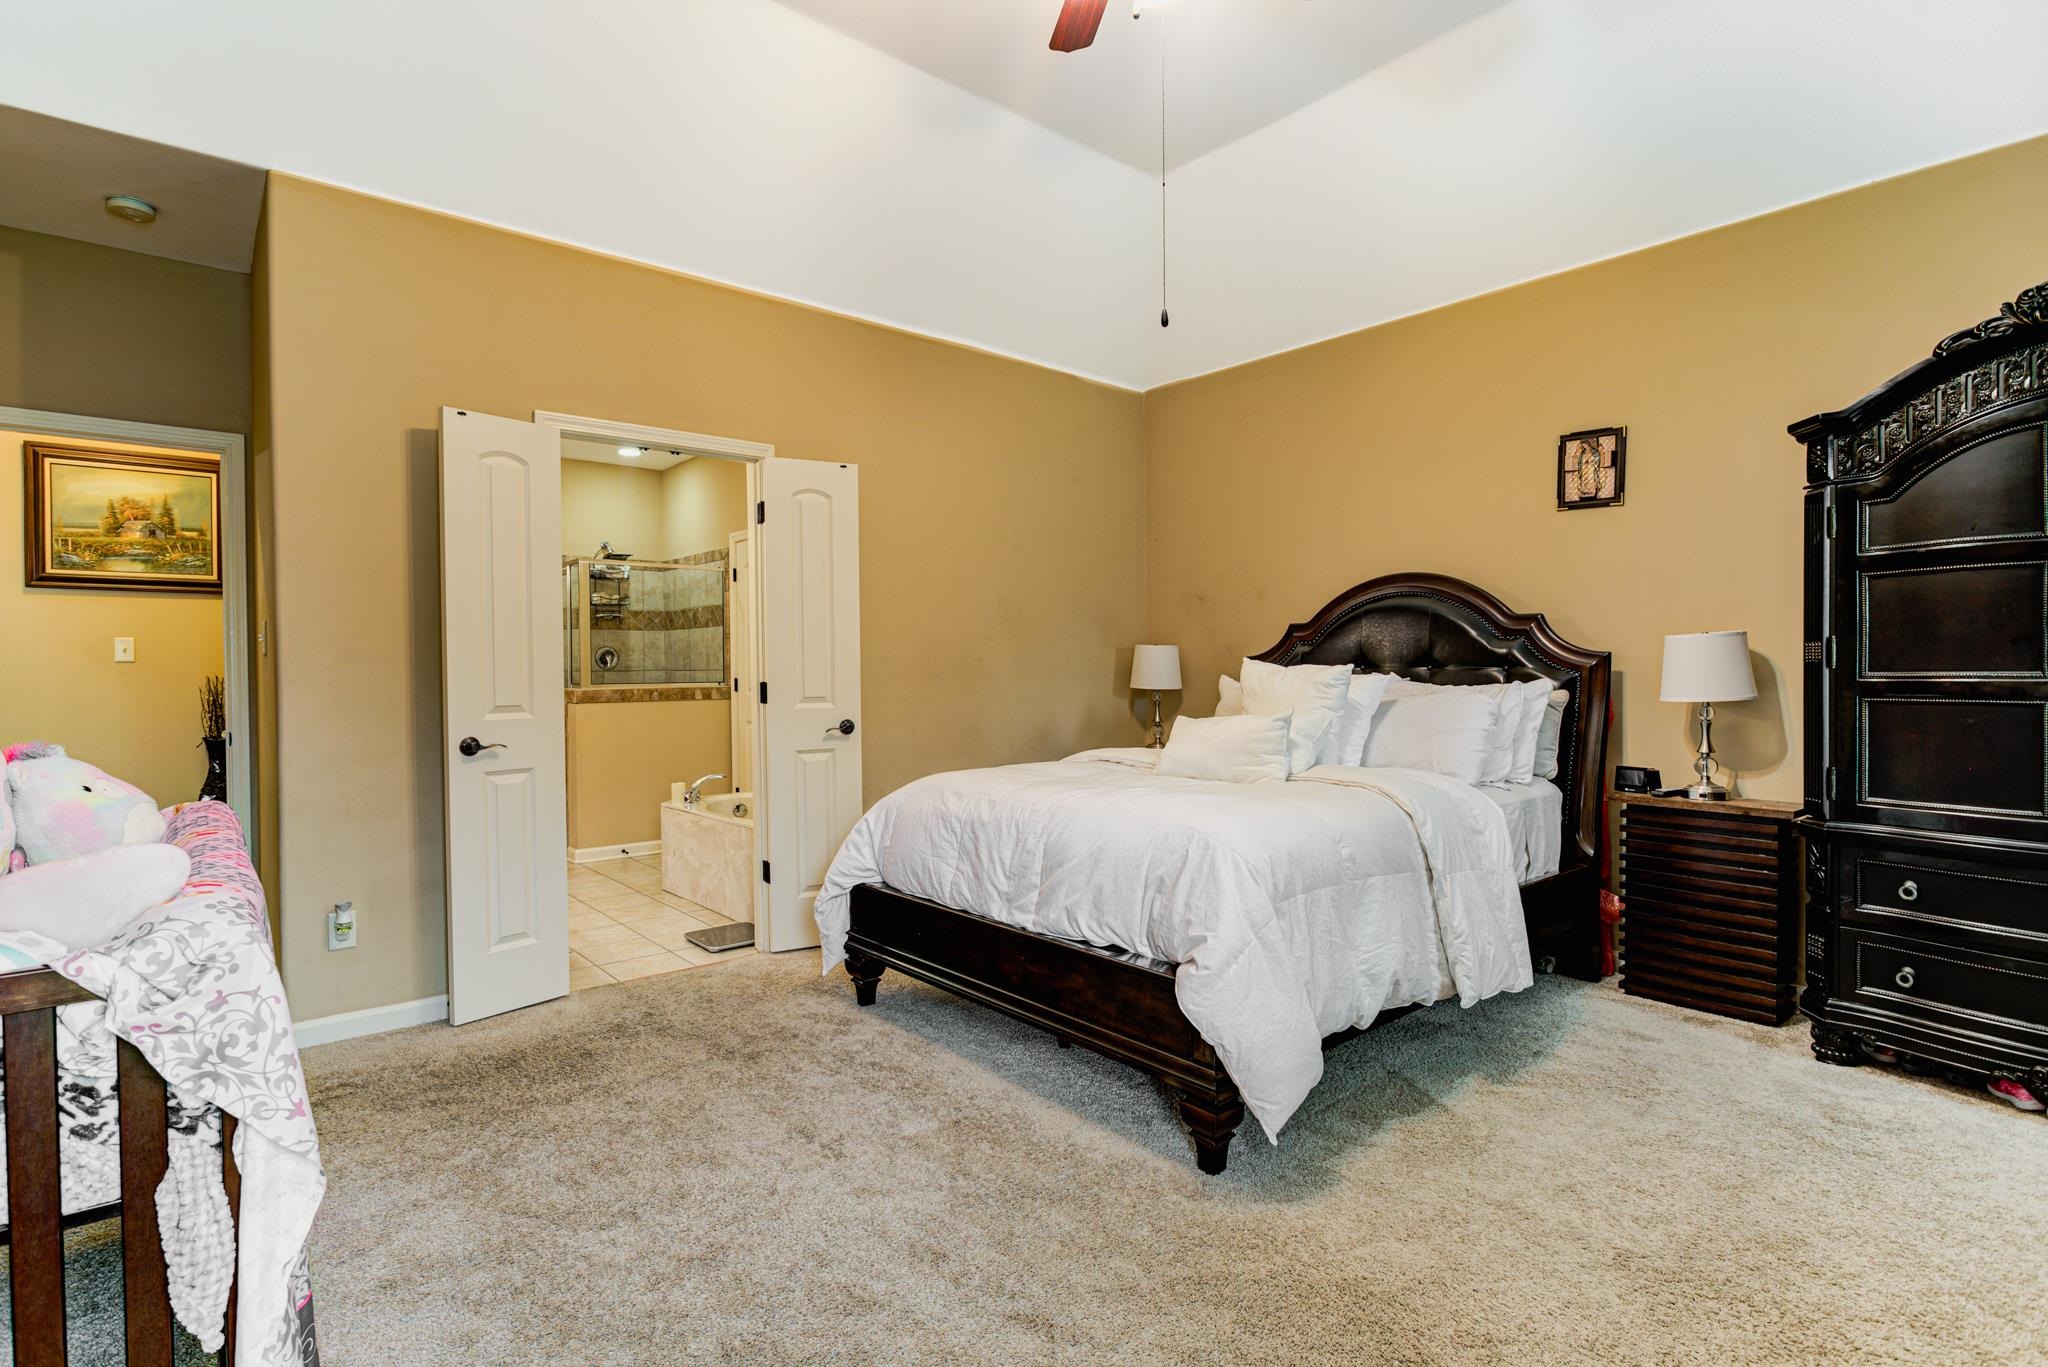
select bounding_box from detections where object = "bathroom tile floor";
[566,856,750,991]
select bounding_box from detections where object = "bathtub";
[660,790,755,922]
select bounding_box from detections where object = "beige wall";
[1144,133,2048,805]
[660,454,749,561]
[258,174,1146,1019]
[0,431,227,804]
[561,459,664,559]
[567,699,732,850]
[0,223,249,821]
[0,224,250,433]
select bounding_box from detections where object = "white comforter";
[814,749,1532,1141]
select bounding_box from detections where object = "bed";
[823,574,1610,1174]
[0,802,321,1366]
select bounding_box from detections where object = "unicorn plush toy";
[0,742,191,955]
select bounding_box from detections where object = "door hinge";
[732,567,738,583]
[756,501,766,525]
[761,860,771,885]
[732,677,739,692]
[1826,766,1838,801]
[1826,636,1838,669]
[1824,505,1837,539]
[758,681,768,705]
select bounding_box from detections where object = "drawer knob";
[1898,879,1919,903]
[1895,965,1917,990]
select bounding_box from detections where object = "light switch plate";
[113,637,135,663]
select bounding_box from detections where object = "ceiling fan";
[1048,0,1112,53]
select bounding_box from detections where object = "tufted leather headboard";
[1251,573,1611,871]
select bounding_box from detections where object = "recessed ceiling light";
[617,446,644,458]
[103,195,158,225]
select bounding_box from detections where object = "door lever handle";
[458,736,506,757]
[825,719,856,738]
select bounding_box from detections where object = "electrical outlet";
[328,901,357,951]
[113,637,135,663]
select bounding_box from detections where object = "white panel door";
[728,530,756,795]
[440,407,570,1024]
[758,458,861,952]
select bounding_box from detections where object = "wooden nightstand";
[1614,792,1803,1025]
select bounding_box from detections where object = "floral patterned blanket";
[0,802,322,1366]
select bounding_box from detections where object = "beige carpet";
[303,953,2047,1366]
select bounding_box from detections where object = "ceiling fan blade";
[1049,0,1109,52]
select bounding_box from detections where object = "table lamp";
[1130,644,1182,748]
[1660,630,1757,800]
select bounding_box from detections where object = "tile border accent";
[567,685,728,704]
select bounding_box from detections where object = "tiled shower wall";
[574,554,727,687]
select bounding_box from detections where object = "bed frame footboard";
[0,967,240,1366]
[845,882,1245,1173]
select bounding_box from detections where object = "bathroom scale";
[685,921,757,954]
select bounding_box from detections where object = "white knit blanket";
[0,993,235,1343]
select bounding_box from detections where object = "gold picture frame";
[23,443,222,594]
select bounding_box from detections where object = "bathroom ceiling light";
[617,446,644,458]
[103,194,158,225]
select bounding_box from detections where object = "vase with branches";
[198,675,228,802]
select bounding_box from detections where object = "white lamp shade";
[1130,644,1182,691]
[1660,631,1757,703]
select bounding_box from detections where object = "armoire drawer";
[1843,845,2048,947]
[1843,929,2048,1034]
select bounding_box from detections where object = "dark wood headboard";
[1251,572,1612,870]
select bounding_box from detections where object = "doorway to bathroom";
[557,427,758,988]
[436,407,862,1025]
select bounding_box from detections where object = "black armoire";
[1791,283,2048,1100]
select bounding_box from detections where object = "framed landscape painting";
[23,443,222,594]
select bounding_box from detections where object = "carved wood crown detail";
[1805,283,2048,483]
[1931,283,2048,359]
[1810,338,2048,483]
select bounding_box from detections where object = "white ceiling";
[562,434,696,472]
[772,0,1510,172]
[1,0,2045,390]
[0,105,264,271]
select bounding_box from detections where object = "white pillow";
[1534,689,1571,780]
[1215,675,1243,717]
[1155,711,1291,783]
[1239,659,1353,772]
[1374,676,1524,785]
[1337,672,1393,766]
[1360,690,1502,786]
[1504,678,1555,784]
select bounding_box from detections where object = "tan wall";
[0,223,248,823]
[566,699,732,850]
[0,224,250,433]
[1144,133,2048,805]
[258,174,1146,1019]
[0,431,227,804]
[660,454,749,561]
[561,459,664,559]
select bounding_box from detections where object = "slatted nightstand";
[1615,793,1803,1025]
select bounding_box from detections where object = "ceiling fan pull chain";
[1159,8,1169,329]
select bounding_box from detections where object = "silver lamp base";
[1684,701,1730,800]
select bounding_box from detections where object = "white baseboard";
[295,995,449,1048]
[570,840,661,863]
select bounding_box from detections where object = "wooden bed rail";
[0,966,240,1366]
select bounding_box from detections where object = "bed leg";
[845,949,885,1006]
[1176,1084,1243,1176]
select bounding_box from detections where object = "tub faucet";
[683,774,726,807]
